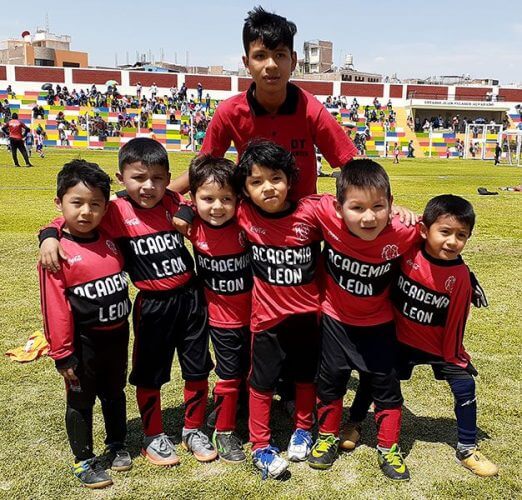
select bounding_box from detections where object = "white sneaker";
[287,428,313,461]
[252,445,289,479]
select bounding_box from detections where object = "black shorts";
[396,342,478,381]
[249,313,320,392]
[210,326,251,380]
[67,322,129,410]
[316,314,402,408]
[129,283,213,389]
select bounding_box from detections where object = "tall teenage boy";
[169,7,358,200]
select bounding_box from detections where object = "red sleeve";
[200,107,231,157]
[39,265,75,361]
[442,270,472,365]
[313,106,358,167]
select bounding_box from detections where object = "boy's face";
[190,179,237,226]
[55,183,107,239]
[116,161,170,209]
[244,163,290,214]
[243,40,297,98]
[335,186,392,241]
[421,215,470,260]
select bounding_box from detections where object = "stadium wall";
[2,64,521,107]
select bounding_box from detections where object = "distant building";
[303,40,333,74]
[0,30,88,67]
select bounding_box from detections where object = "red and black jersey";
[39,231,131,362]
[236,197,322,333]
[5,119,29,140]
[189,217,252,328]
[315,195,420,327]
[201,83,358,201]
[391,244,472,367]
[45,190,194,292]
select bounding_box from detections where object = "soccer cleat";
[456,448,498,477]
[213,430,246,463]
[182,428,218,462]
[105,446,132,472]
[307,433,339,470]
[72,458,113,489]
[339,422,361,451]
[287,428,313,461]
[377,444,410,481]
[252,445,289,480]
[141,433,180,466]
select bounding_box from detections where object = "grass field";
[0,149,520,499]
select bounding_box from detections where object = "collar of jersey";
[246,82,299,116]
[252,200,297,219]
[421,243,464,266]
[62,230,100,244]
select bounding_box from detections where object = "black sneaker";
[72,458,113,489]
[307,433,339,470]
[213,431,246,463]
[377,444,410,481]
[105,446,132,472]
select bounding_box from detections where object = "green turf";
[0,150,520,499]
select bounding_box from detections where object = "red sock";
[249,387,272,451]
[295,382,316,431]
[184,379,208,429]
[317,398,343,435]
[214,378,241,432]
[136,387,163,437]
[375,406,402,448]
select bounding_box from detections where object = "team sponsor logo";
[197,240,210,251]
[381,244,399,261]
[445,276,456,294]
[250,225,267,235]
[392,271,450,326]
[195,250,253,295]
[327,229,341,242]
[250,242,319,286]
[67,255,82,265]
[324,242,396,297]
[106,240,119,255]
[293,223,311,242]
[405,258,420,270]
[124,217,140,226]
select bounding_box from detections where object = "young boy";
[234,140,323,479]
[183,155,253,463]
[169,6,357,200]
[391,194,498,477]
[39,160,132,489]
[309,160,419,480]
[35,128,45,158]
[38,138,216,466]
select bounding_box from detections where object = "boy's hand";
[39,238,67,273]
[58,366,79,383]
[392,205,418,227]
[172,216,192,238]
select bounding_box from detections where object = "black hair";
[235,139,298,191]
[118,137,169,172]
[12,112,18,119]
[189,154,237,195]
[336,159,391,204]
[56,159,111,201]
[243,6,297,55]
[422,194,475,234]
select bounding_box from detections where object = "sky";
[2,0,521,85]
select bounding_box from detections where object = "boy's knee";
[448,377,476,405]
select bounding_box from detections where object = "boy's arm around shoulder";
[38,217,67,273]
